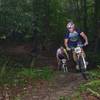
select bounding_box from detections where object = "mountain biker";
[56,46,69,70]
[64,21,88,69]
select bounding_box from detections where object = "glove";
[66,47,71,51]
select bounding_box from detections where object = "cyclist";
[64,21,88,69]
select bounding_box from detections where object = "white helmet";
[67,21,75,29]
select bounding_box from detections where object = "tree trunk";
[83,0,88,32]
[94,0,100,52]
[32,0,39,56]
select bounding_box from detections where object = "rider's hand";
[84,41,88,46]
[66,47,71,51]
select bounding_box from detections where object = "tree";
[94,0,100,52]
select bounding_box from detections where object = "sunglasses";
[68,27,72,29]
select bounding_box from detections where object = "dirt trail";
[0,43,99,100]
[16,73,87,100]
[0,72,99,100]
[18,72,99,100]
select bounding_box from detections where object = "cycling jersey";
[64,29,82,48]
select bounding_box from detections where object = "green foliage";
[60,68,100,99]
[0,66,23,86]
[78,79,100,98]
[19,67,54,80]
[0,54,54,86]
[59,92,83,100]
[0,0,33,34]
[0,0,99,49]
[0,66,54,86]
[88,68,100,79]
[59,96,69,100]
[78,68,100,95]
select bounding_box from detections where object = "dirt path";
[0,72,86,100]
[23,73,86,100]
[1,72,99,100]
[0,43,99,100]
[17,73,99,100]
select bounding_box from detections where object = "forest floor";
[0,42,99,100]
[0,71,99,100]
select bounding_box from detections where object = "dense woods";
[0,0,100,99]
[0,0,100,53]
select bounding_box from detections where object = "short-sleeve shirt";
[64,29,82,48]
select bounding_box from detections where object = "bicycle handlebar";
[69,44,85,50]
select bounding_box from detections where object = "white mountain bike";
[71,44,88,79]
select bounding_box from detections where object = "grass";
[76,68,100,99]
[79,68,100,92]
[88,68,100,80]
[0,54,54,87]
[0,66,54,86]
[19,67,54,80]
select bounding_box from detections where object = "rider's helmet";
[66,21,75,29]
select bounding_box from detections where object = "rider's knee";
[82,50,86,58]
[73,51,78,62]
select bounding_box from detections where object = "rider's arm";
[64,38,68,48]
[80,32,88,46]
[64,39,70,50]
[64,33,71,50]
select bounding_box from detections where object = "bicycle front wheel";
[79,56,88,80]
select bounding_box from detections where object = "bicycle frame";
[73,46,87,70]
